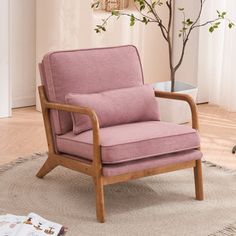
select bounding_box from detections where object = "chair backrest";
[40,45,144,135]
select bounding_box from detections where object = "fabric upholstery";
[56,121,201,164]
[41,45,144,135]
[65,85,160,134]
[102,150,202,176]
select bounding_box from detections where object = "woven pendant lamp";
[101,0,129,11]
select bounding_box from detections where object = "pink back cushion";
[65,85,160,134]
[40,45,144,135]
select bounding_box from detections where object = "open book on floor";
[0,213,66,236]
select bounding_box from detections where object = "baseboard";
[12,96,36,108]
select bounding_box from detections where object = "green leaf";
[112,10,119,16]
[228,22,234,29]
[130,14,135,27]
[216,10,221,17]
[142,17,149,25]
[186,18,193,26]
[130,21,135,26]
[96,25,107,31]
[140,4,145,11]
[91,1,100,9]
[152,2,157,8]
[209,26,214,33]
[217,10,227,19]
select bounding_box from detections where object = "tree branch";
[193,18,221,29]
[92,0,233,83]
[142,0,169,37]
[174,0,204,71]
[150,0,162,22]
[120,12,156,23]
[159,22,168,41]
[143,0,161,21]
[134,1,158,23]
[166,0,172,35]
[165,0,174,87]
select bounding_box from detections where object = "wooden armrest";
[44,101,100,131]
[154,90,199,130]
[38,86,101,170]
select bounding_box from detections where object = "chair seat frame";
[37,86,204,223]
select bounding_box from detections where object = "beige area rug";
[1,154,236,236]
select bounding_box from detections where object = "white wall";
[10,0,36,108]
[0,0,11,118]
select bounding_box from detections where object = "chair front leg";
[36,154,58,178]
[93,176,105,223]
[194,159,204,200]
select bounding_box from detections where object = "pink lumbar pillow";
[65,85,160,135]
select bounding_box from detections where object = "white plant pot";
[152,81,198,124]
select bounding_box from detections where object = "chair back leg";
[194,159,204,200]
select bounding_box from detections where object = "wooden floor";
[0,104,236,169]
[198,104,236,169]
[0,107,47,165]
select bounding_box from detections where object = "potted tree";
[92,0,233,123]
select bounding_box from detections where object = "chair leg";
[232,145,236,154]
[194,159,204,200]
[93,177,105,223]
[36,156,58,178]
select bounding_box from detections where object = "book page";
[0,214,26,236]
[15,213,63,236]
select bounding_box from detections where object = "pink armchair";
[37,45,203,223]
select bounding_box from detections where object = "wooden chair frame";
[37,86,204,223]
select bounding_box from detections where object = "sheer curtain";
[197,0,236,111]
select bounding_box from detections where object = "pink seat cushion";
[102,150,202,176]
[56,121,201,164]
[65,85,160,134]
[41,45,144,135]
